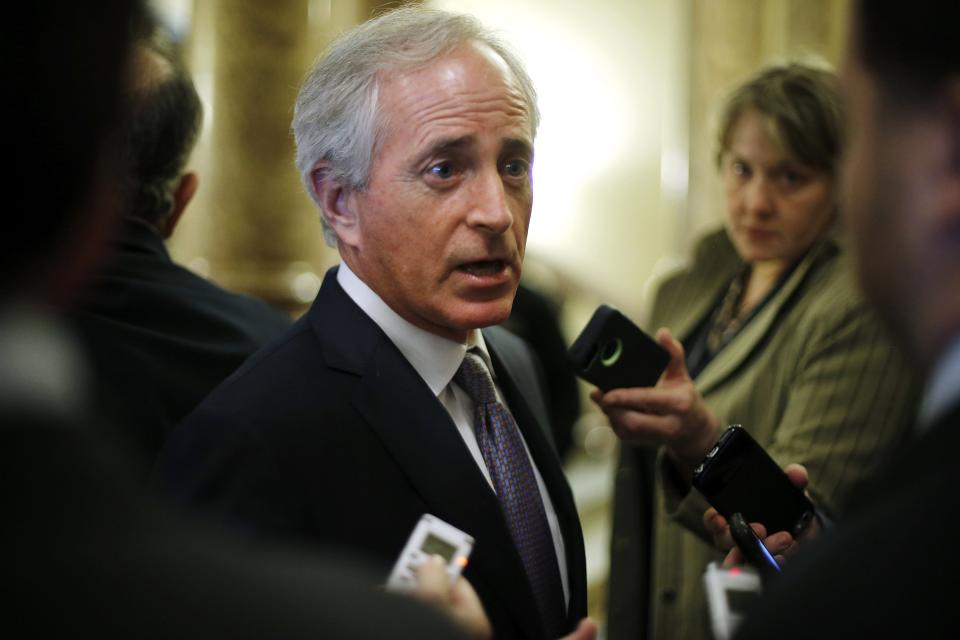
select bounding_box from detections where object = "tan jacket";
[606,229,920,640]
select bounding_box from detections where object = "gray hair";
[292,6,539,246]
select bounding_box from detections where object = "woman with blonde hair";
[602,63,919,640]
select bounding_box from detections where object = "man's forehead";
[376,42,533,149]
[380,45,523,103]
[381,40,515,88]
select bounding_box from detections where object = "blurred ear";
[310,161,361,249]
[160,172,198,239]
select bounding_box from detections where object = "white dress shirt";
[337,263,570,606]
[918,336,960,434]
[0,304,86,421]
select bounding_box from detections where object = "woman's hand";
[591,327,721,477]
[703,464,822,567]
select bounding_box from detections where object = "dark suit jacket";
[735,402,960,639]
[157,268,588,640]
[501,283,581,461]
[69,219,290,460]
[5,411,467,639]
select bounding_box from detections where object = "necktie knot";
[454,350,497,406]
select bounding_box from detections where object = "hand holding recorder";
[413,557,492,640]
[387,514,489,638]
[388,515,598,640]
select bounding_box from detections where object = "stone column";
[172,0,408,315]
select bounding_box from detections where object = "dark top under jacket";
[69,218,291,462]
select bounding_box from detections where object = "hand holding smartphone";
[567,304,670,392]
[728,512,781,581]
[693,425,815,538]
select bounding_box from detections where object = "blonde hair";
[715,63,843,175]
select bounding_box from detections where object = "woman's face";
[722,109,836,272]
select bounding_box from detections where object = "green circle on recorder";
[601,338,623,367]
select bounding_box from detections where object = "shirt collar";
[336,262,495,396]
[0,302,87,420]
[117,216,170,258]
[918,335,960,433]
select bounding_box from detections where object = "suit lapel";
[349,337,498,521]
[695,239,836,395]
[656,231,741,341]
[666,277,727,342]
[310,270,546,638]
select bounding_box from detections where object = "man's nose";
[467,169,514,234]
[745,177,775,217]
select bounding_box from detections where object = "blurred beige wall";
[166,0,406,314]
[419,1,847,337]
[430,0,691,327]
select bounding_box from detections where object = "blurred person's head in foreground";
[4,2,142,306]
[843,0,960,371]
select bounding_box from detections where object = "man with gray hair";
[158,8,590,639]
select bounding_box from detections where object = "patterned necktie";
[455,350,566,638]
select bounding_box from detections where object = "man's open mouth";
[458,260,506,277]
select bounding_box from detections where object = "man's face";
[841,37,943,359]
[343,42,533,343]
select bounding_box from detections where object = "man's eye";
[428,162,455,179]
[503,159,529,178]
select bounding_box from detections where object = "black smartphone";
[692,425,815,538]
[728,512,781,581]
[567,304,670,392]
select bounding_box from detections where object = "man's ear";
[311,161,361,248]
[160,172,198,239]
